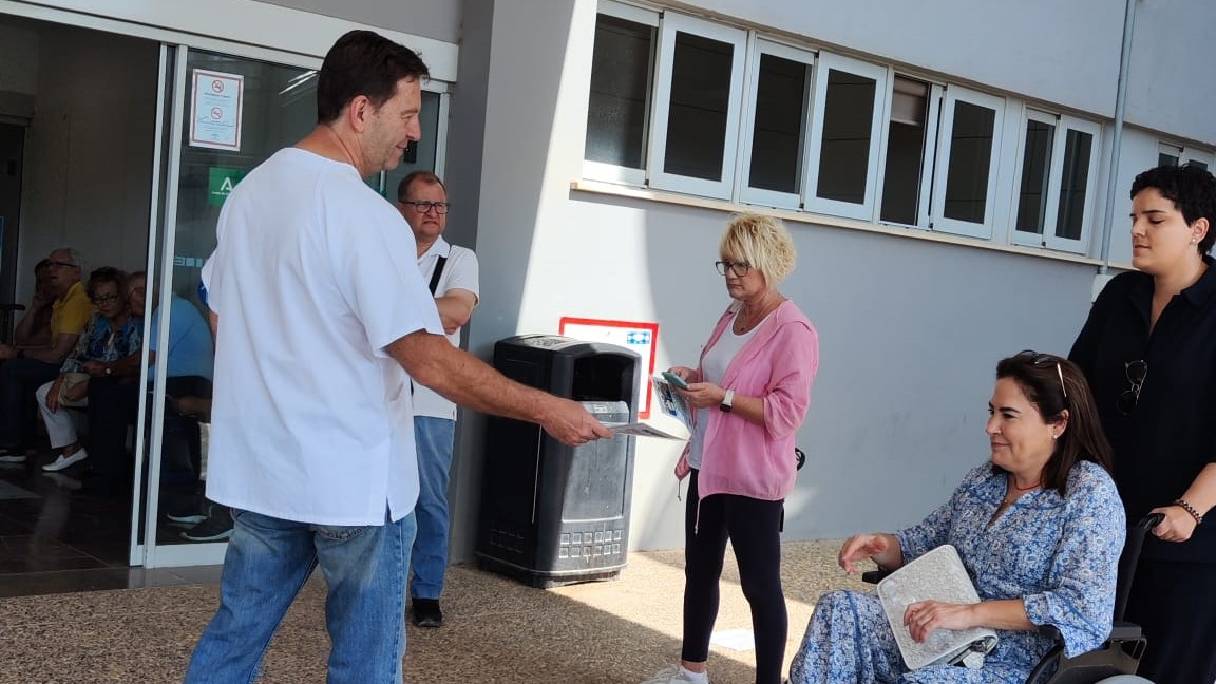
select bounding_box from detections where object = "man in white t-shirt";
[395,171,476,628]
[184,31,610,684]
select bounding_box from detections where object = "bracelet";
[1173,498,1204,525]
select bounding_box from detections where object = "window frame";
[1009,110,1101,253]
[872,69,943,229]
[645,11,747,199]
[581,0,661,187]
[735,37,815,210]
[802,51,890,220]
[1183,145,1215,170]
[929,85,1007,239]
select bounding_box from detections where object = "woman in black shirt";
[1070,163,1216,684]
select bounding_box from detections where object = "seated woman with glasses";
[35,267,142,473]
[1069,163,1216,684]
[789,352,1125,684]
[645,214,819,684]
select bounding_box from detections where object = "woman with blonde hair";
[645,213,819,684]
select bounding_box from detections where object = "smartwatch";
[719,388,736,413]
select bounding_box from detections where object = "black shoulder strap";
[429,256,447,295]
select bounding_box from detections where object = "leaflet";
[651,374,693,431]
[604,422,683,440]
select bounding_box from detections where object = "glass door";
[136,46,446,568]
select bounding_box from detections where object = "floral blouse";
[59,313,142,374]
[895,460,1126,669]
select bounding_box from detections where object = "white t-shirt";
[689,312,759,470]
[414,236,479,420]
[201,148,444,526]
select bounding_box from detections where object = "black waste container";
[476,335,641,588]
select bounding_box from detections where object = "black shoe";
[181,505,233,542]
[412,598,443,628]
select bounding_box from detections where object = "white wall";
[1124,0,1216,145]
[685,0,1125,119]
[449,0,1105,557]
[15,24,158,303]
[253,0,462,43]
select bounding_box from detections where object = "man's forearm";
[389,332,553,423]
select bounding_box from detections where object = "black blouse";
[1070,257,1216,563]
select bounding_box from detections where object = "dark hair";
[397,170,446,201]
[86,267,127,302]
[1130,163,1216,254]
[34,259,51,274]
[993,352,1113,495]
[316,30,430,124]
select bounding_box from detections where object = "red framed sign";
[558,317,659,419]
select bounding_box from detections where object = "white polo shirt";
[414,236,479,420]
[202,148,444,526]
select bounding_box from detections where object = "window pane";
[1055,129,1092,240]
[816,69,876,203]
[1158,153,1179,167]
[1189,160,1209,171]
[1015,119,1055,234]
[747,54,808,193]
[879,77,929,224]
[585,15,655,169]
[943,100,996,224]
[664,31,733,180]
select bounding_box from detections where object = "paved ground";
[0,539,867,683]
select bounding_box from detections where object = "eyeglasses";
[92,294,120,305]
[1016,349,1068,399]
[1118,360,1147,415]
[399,200,450,214]
[47,260,78,269]
[715,260,751,277]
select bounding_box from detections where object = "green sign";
[208,166,248,206]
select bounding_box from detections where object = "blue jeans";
[410,416,456,600]
[185,507,416,683]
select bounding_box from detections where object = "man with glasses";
[0,248,92,462]
[395,171,478,628]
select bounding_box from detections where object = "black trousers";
[1124,559,1216,684]
[682,469,786,684]
[86,375,213,493]
[0,357,60,449]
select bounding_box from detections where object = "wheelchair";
[860,513,1162,684]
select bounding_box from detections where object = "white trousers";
[35,381,86,449]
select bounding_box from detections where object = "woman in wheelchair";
[789,353,1125,683]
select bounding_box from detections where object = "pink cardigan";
[676,299,819,501]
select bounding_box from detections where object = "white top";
[689,311,758,470]
[414,236,479,420]
[201,148,444,526]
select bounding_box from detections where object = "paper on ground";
[709,628,755,651]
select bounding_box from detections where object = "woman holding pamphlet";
[788,352,1125,683]
[644,214,819,684]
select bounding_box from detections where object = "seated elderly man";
[0,248,93,463]
[789,352,1125,684]
[35,267,142,473]
[9,259,56,348]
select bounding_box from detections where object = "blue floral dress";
[59,313,143,374]
[789,460,1125,683]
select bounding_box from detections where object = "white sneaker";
[642,665,709,684]
[0,452,27,464]
[42,449,88,472]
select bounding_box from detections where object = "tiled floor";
[0,454,219,595]
[0,540,862,684]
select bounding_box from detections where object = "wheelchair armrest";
[1109,621,1142,641]
[860,569,893,585]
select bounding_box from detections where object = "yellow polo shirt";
[51,281,93,337]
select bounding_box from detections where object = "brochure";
[651,374,694,431]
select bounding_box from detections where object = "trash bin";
[476,335,641,588]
